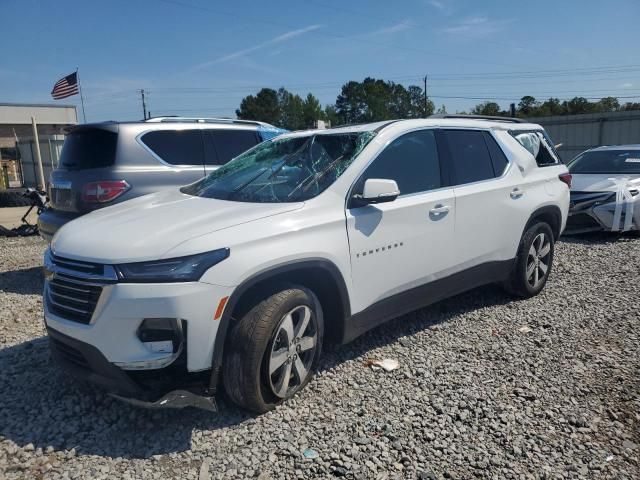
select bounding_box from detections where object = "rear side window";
[483,132,509,176]
[141,129,203,166]
[205,129,260,165]
[60,128,117,170]
[511,130,559,166]
[443,130,495,185]
[354,129,441,196]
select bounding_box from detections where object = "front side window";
[141,129,203,166]
[568,149,640,174]
[444,130,495,185]
[353,130,441,197]
[181,131,376,203]
[511,130,560,166]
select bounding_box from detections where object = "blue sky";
[2,0,639,122]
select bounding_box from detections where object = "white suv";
[44,116,570,413]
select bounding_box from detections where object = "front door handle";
[510,188,524,199]
[429,204,450,215]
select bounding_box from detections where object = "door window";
[443,130,496,185]
[205,129,260,165]
[141,129,203,166]
[483,132,509,176]
[353,129,441,197]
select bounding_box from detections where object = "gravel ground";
[0,234,638,479]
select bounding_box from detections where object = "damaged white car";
[565,145,640,234]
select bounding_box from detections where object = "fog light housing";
[137,318,184,354]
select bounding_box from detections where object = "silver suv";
[38,117,284,241]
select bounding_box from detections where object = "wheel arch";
[208,258,351,392]
[525,205,562,240]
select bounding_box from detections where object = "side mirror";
[352,178,400,206]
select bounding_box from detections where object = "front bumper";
[38,208,81,242]
[565,191,638,234]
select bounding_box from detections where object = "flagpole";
[76,67,87,123]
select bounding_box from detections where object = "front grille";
[46,254,113,324]
[49,336,90,369]
[567,213,601,230]
[48,275,102,324]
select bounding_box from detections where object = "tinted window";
[444,130,495,185]
[354,130,441,196]
[511,130,559,166]
[60,128,117,170]
[483,132,509,176]
[568,150,640,174]
[207,129,260,165]
[141,129,203,166]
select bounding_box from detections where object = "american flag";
[51,72,79,100]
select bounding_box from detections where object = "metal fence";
[527,110,640,162]
[16,137,64,187]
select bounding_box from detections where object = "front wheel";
[504,222,555,298]
[223,285,323,413]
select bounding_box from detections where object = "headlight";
[115,248,229,283]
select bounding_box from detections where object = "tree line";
[236,77,639,129]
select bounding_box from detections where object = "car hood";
[51,188,304,263]
[571,173,640,192]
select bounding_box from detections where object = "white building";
[0,103,77,188]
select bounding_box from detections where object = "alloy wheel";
[268,305,318,398]
[526,232,551,289]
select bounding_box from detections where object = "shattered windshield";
[181,131,376,203]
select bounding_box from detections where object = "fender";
[526,205,562,239]
[207,258,350,393]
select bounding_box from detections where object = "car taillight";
[82,180,130,203]
[558,173,572,188]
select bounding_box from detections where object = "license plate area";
[50,181,73,209]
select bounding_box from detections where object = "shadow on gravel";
[0,266,43,295]
[560,231,639,245]
[0,284,514,459]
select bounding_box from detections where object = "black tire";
[223,285,324,413]
[0,191,31,208]
[503,222,555,298]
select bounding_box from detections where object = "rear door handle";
[429,204,450,215]
[510,188,524,199]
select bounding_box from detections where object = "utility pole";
[140,89,148,119]
[423,75,428,117]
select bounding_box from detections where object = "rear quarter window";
[205,129,260,165]
[510,130,560,166]
[141,129,204,166]
[59,128,117,170]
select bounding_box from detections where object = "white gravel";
[0,234,638,479]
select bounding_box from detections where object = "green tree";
[301,93,325,128]
[622,102,640,111]
[471,101,502,116]
[324,105,343,126]
[517,96,538,116]
[277,88,304,130]
[563,97,594,115]
[236,88,280,125]
[595,96,620,112]
[436,104,447,114]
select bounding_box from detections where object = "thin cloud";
[192,25,322,71]
[371,21,414,36]
[429,0,455,15]
[443,16,513,38]
[620,82,633,88]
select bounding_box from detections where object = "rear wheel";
[223,285,323,413]
[504,222,555,298]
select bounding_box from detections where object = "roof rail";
[144,116,270,126]
[429,114,525,124]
